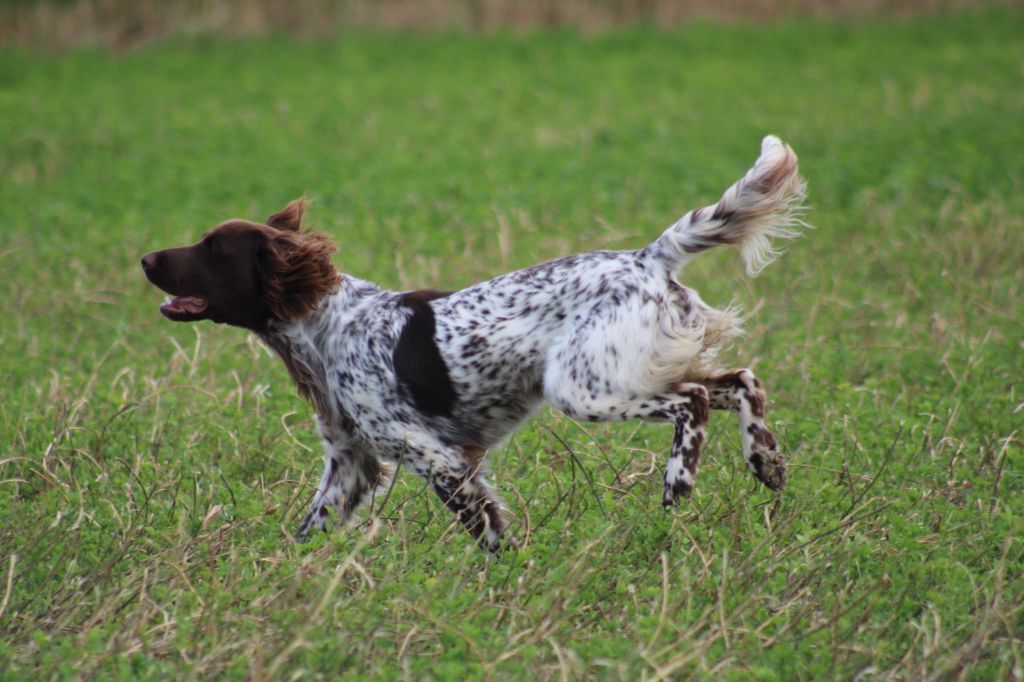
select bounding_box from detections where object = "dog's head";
[141,199,340,332]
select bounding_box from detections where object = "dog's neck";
[259,276,378,417]
[260,319,332,417]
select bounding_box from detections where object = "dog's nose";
[141,252,158,271]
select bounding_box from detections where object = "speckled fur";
[282,136,805,550]
[144,136,807,552]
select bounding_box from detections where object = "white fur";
[275,136,806,547]
[650,135,808,276]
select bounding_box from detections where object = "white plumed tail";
[648,135,808,276]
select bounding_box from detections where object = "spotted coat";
[142,135,806,552]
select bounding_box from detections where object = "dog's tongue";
[160,296,207,315]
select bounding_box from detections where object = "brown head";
[140,199,341,333]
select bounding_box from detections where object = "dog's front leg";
[297,447,345,539]
[296,428,388,540]
[389,433,511,553]
[429,467,511,553]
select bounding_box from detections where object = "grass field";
[2,9,1023,679]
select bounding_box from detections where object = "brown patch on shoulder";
[394,291,457,416]
[402,289,453,304]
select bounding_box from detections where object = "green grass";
[2,10,1023,679]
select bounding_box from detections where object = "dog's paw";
[296,507,332,541]
[745,422,786,492]
[748,449,787,492]
[483,533,521,556]
[662,455,696,509]
[662,477,693,508]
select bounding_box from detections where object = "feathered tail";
[647,136,808,276]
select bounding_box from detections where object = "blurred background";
[2,0,1014,49]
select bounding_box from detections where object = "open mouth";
[159,295,209,321]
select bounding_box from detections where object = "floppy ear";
[267,198,309,232]
[259,228,341,320]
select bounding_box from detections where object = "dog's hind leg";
[543,377,711,507]
[703,369,786,491]
[662,384,711,505]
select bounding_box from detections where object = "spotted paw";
[296,507,332,541]
[483,533,521,556]
[662,478,693,508]
[748,449,787,491]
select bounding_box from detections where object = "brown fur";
[267,197,309,232]
[261,228,342,321]
[141,202,341,332]
[262,332,332,416]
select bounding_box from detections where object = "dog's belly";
[449,377,545,448]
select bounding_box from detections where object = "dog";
[141,135,806,551]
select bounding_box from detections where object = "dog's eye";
[204,238,221,257]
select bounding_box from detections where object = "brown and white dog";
[142,135,806,551]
